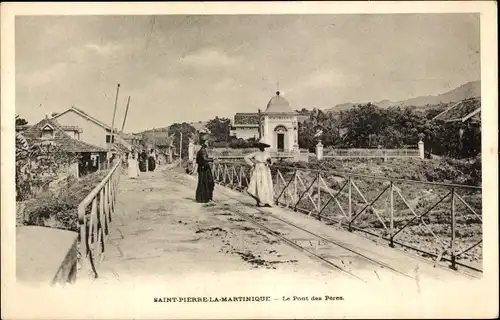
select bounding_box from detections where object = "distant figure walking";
[139,150,148,172]
[127,152,139,179]
[244,137,274,207]
[148,149,157,172]
[195,133,215,203]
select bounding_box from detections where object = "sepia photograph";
[2,2,498,319]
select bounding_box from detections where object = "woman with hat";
[244,136,274,207]
[195,129,215,203]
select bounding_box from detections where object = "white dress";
[244,150,274,206]
[128,155,139,178]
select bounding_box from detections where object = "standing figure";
[148,149,157,172]
[138,149,147,172]
[195,135,215,203]
[127,152,139,179]
[244,137,274,207]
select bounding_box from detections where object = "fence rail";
[77,159,122,278]
[208,161,482,272]
[324,148,420,158]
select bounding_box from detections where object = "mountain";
[326,80,480,113]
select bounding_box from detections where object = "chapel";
[261,91,299,152]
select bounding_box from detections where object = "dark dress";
[139,151,147,172]
[195,145,214,203]
[148,155,156,171]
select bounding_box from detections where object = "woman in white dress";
[128,151,139,179]
[244,137,274,207]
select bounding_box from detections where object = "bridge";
[17,159,482,286]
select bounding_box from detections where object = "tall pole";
[121,96,131,132]
[179,131,183,166]
[109,83,121,158]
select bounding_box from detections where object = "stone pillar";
[418,140,424,159]
[316,141,323,160]
[293,144,300,161]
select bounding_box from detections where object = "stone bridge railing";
[77,159,122,278]
[206,161,482,274]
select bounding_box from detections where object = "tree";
[16,117,28,126]
[167,122,196,158]
[206,117,231,143]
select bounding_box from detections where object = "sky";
[16,14,480,133]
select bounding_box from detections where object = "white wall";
[55,111,109,149]
[264,114,298,152]
[234,127,258,140]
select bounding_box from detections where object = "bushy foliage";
[16,142,80,201]
[19,170,109,232]
[298,102,480,159]
[206,117,231,143]
[168,122,197,158]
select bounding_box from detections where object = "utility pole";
[121,96,131,132]
[109,83,121,161]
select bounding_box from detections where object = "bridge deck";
[90,166,471,285]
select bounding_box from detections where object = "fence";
[208,161,482,272]
[323,148,420,158]
[77,158,122,278]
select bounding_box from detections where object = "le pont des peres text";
[154,296,272,303]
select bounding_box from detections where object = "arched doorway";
[274,125,288,152]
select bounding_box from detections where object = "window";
[41,129,54,140]
[106,135,115,143]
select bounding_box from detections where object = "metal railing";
[77,159,122,278]
[209,161,482,272]
[323,148,420,158]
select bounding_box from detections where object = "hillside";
[326,80,480,113]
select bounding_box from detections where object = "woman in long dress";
[148,149,156,172]
[138,150,147,172]
[195,136,215,203]
[244,137,274,207]
[127,152,139,179]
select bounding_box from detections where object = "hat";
[256,136,270,148]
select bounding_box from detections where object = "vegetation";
[18,170,109,231]
[297,103,480,159]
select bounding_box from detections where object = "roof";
[234,113,259,125]
[52,106,115,131]
[432,97,481,122]
[265,91,294,114]
[22,117,107,153]
[111,141,130,153]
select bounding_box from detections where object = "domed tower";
[262,91,298,152]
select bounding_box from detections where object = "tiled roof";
[53,106,115,131]
[23,117,107,153]
[234,113,260,125]
[433,97,481,122]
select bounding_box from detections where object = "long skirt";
[196,165,215,203]
[148,157,156,171]
[247,163,274,206]
[127,159,139,178]
[138,160,147,172]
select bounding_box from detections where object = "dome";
[265,91,293,113]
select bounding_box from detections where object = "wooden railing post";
[450,188,457,270]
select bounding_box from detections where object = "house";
[51,106,132,157]
[432,97,481,156]
[230,113,260,140]
[155,136,175,164]
[21,116,108,177]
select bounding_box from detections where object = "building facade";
[261,91,299,152]
[52,106,132,156]
[230,91,300,152]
